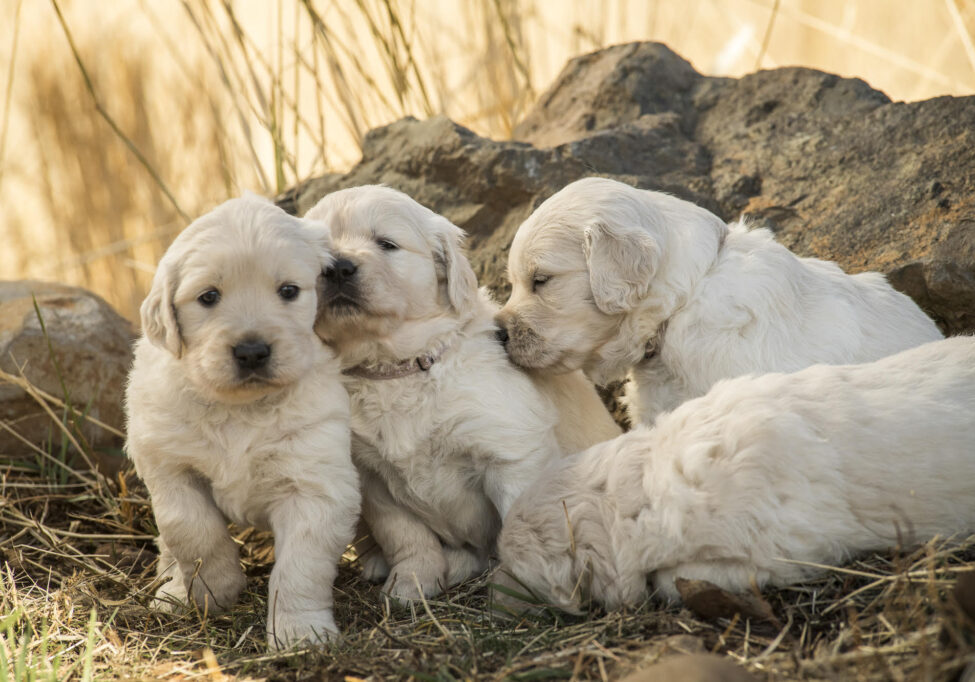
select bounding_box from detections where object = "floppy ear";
[140,257,184,357]
[434,219,479,313]
[302,219,336,338]
[302,217,335,271]
[583,220,660,314]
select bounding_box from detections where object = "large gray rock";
[282,41,975,335]
[0,281,134,460]
[512,42,705,147]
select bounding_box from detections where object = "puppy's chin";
[316,307,401,343]
[184,364,292,405]
[317,290,395,331]
[214,383,285,405]
[207,378,289,405]
[321,294,365,317]
[315,295,413,351]
[526,351,587,375]
[505,339,582,374]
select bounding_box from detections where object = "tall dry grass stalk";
[6,32,244,320]
[0,0,973,320]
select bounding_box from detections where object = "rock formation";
[282,42,975,335]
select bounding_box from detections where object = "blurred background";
[1,0,974,321]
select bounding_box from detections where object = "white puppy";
[304,186,620,602]
[495,337,975,613]
[496,177,942,424]
[125,195,359,649]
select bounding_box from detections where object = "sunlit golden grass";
[1,1,974,320]
[0,0,540,320]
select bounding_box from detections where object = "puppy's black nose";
[495,327,509,346]
[233,341,271,369]
[325,258,358,281]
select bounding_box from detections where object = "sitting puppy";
[494,337,975,613]
[126,195,358,649]
[495,177,942,424]
[304,185,620,602]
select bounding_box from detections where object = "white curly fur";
[305,185,620,602]
[496,337,975,613]
[126,195,359,650]
[497,177,943,425]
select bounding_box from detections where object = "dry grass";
[0,359,973,680]
[0,0,543,321]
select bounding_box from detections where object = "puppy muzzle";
[320,257,363,313]
[497,316,553,368]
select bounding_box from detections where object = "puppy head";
[141,194,333,403]
[493,448,643,615]
[493,493,592,616]
[496,178,661,379]
[304,185,478,348]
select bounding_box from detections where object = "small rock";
[0,281,134,457]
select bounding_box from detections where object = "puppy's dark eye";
[376,238,399,251]
[198,289,220,307]
[278,284,300,301]
[531,275,550,293]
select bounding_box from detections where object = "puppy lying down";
[126,196,359,649]
[305,185,620,602]
[496,177,942,426]
[494,337,975,613]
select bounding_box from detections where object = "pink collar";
[342,345,447,381]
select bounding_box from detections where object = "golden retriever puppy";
[495,177,942,425]
[494,337,975,613]
[304,185,619,602]
[125,195,359,649]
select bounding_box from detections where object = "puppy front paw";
[187,565,247,615]
[266,609,338,651]
[359,550,391,583]
[382,558,447,604]
[444,546,489,587]
[488,565,552,619]
[151,576,188,613]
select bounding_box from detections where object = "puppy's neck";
[177,371,298,415]
[584,223,728,386]
[583,312,663,386]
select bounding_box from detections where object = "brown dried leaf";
[675,578,778,624]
